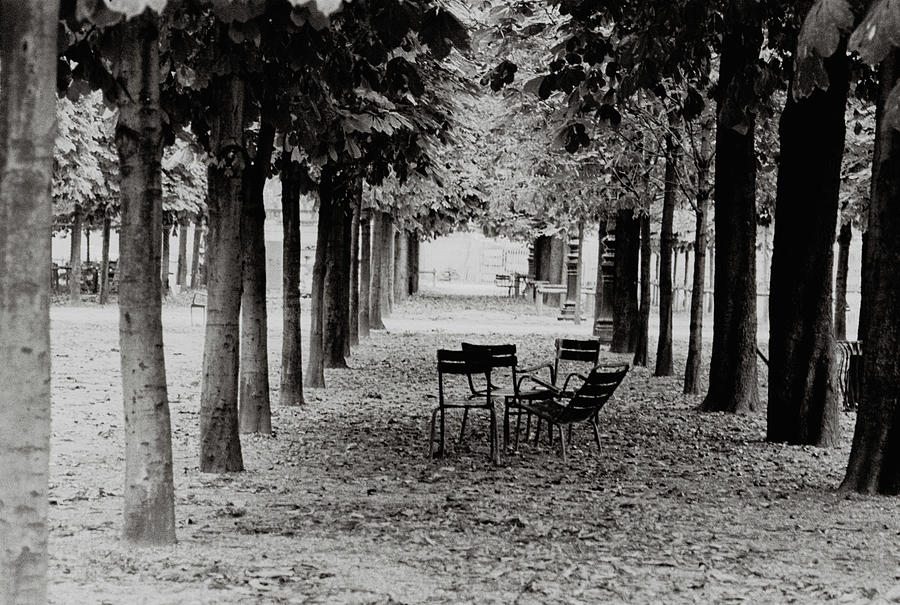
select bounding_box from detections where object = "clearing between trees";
[49,290,898,604]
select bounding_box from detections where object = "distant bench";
[534,282,567,315]
[190,291,207,325]
[494,274,514,296]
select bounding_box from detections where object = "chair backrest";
[554,338,601,383]
[460,343,517,368]
[558,364,629,423]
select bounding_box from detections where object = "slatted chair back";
[557,364,629,424]
[554,338,601,384]
[460,343,518,396]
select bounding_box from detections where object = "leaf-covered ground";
[49,286,900,604]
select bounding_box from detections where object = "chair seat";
[520,398,567,422]
[513,386,557,402]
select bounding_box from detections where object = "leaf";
[849,0,900,64]
[793,0,854,99]
[102,0,167,18]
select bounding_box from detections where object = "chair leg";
[533,418,541,445]
[514,408,523,451]
[428,408,438,458]
[459,408,469,444]
[590,417,602,450]
[439,406,446,457]
[503,402,510,447]
[558,424,567,462]
[490,405,500,465]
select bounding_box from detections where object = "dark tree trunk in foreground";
[700,0,762,413]
[340,197,353,359]
[99,215,112,305]
[321,165,352,369]
[656,123,679,377]
[370,212,387,328]
[280,154,305,406]
[633,214,651,367]
[199,73,245,472]
[612,209,640,353]
[190,218,203,288]
[767,49,848,446]
[408,233,419,295]
[0,2,57,598]
[834,222,851,340]
[69,205,82,303]
[176,218,188,286]
[349,206,360,347]
[359,212,372,338]
[113,12,176,543]
[841,52,900,493]
[306,188,329,388]
[238,121,275,434]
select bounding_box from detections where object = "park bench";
[534,282,567,315]
[494,273,514,296]
[190,291,207,325]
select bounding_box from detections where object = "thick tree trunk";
[160,224,170,297]
[359,212,372,338]
[280,153,305,405]
[656,123,679,376]
[633,214,651,366]
[321,165,352,369]
[369,212,386,330]
[700,0,762,413]
[69,205,82,303]
[0,2,57,599]
[199,74,245,472]
[841,52,900,493]
[113,12,176,543]
[238,121,275,434]
[306,189,329,387]
[340,196,353,359]
[834,222,851,340]
[99,216,112,305]
[766,48,848,446]
[408,233,420,295]
[176,218,189,286]
[190,218,203,288]
[612,209,640,353]
[349,205,360,347]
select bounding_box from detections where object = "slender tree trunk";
[394,230,408,303]
[700,0,762,413]
[841,51,900,492]
[370,212,386,330]
[190,217,203,288]
[682,248,691,312]
[238,120,275,434]
[0,2,57,599]
[656,121,679,376]
[113,12,176,543]
[767,47,848,446]
[340,194,353,359]
[306,189,328,387]
[199,73,245,472]
[99,216,112,305]
[176,218,188,286]
[349,205,360,347]
[160,224,170,297]
[382,212,394,316]
[408,233,420,295]
[834,222,852,340]
[69,205,82,303]
[612,209,640,353]
[280,152,305,406]
[359,211,372,338]
[633,214,651,366]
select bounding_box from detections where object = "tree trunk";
[280,152,305,406]
[612,209,640,353]
[684,120,713,395]
[99,215,112,305]
[369,212,386,330]
[306,188,329,388]
[113,12,176,543]
[176,218,189,286]
[766,47,848,446]
[199,73,245,473]
[0,2,57,599]
[190,218,203,288]
[394,230,408,303]
[349,205,360,347]
[359,211,372,338]
[340,194,353,359]
[70,205,82,303]
[656,121,679,376]
[408,233,419,295]
[633,214,651,366]
[382,212,394,316]
[834,222,851,340]
[238,120,275,434]
[841,51,900,493]
[321,164,352,369]
[160,224,170,297]
[682,248,691,312]
[700,0,762,413]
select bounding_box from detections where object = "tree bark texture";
[656,123,679,377]
[176,219,189,286]
[160,224,170,297]
[321,164,353,369]
[238,121,275,434]
[359,212,372,338]
[69,205,82,303]
[190,218,203,288]
[349,205,360,347]
[612,209,640,354]
[381,212,394,316]
[340,196,353,359]
[305,187,329,388]
[834,222,851,340]
[113,12,176,544]
[0,2,57,600]
[369,212,386,330]
[841,52,900,493]
[99,216,112,305]
[199,74,246,472]
[408,233,419,295]
[767,48,848,446]
[280,154,305,405]
[633,214,651,367]
[700,0,762,413]
[394,230,408,303]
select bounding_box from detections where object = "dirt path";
[48,289,899,604]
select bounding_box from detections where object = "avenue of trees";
[4,0,900,602]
